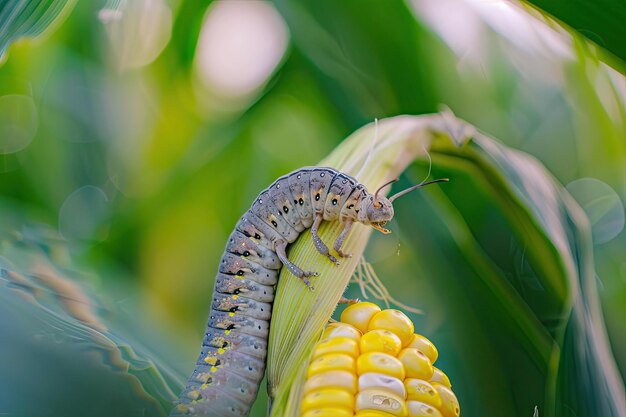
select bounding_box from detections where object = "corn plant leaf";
[272,0,439,124]
[0,0,76,61]
[397,127,626,416]
[479,136,626,417]
[522,0,626,71]
[0,204,183,417]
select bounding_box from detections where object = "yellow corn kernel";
[430,367,451,388]
[303,370,358,395]
[300,388,355,412]
[407,400,444,417]
[397,348,434,380]
[356,388,408,416]
[407,334,438,364]
[357,352,405,380]
[356,411,398,417]
[307,353,355,377]
[360,329,403,356]
[367,309,415,346]
[313,336,360,360]
[322,322,362,342]
[404,379,441,408]
[433,383,460,417]
[301,408,353,417]
[359,372,407,399]
[301,302,459,417]
[341,302,382,333]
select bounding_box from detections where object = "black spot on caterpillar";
[172,167,448,417]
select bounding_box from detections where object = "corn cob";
[298,302,460,417]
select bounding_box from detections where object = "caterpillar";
[171,167,447,417]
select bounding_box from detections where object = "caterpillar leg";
[311,213,340,265]
[333,220,353,258]
[275,239,317,290]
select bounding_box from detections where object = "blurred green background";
[1,1,625,416]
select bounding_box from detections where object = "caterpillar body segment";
[173,167,448,417]
[251,191,300,243]
[226,231,282,269]
[208,310,270,338]
[211,293,272,320]
[308,168,337,214]
[287,170,314,226]
[202,327,267,359]
[218,253,279,286]
[323,172,358,221]
[213,273,275,303]
[234,213,280,252]
[268,176,306,232]
[196,346,265,381]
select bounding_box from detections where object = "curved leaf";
[0,0,76,61]
[416,125,626,416]
[522,0,626,71]
[0,209,183,417]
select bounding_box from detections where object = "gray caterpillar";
[172,167,447,417]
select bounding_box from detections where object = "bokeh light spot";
[195,0,289,98]
[0,94,38,154]
[59,186,110,242]
[99,0,172,70]
[566,178,625,244]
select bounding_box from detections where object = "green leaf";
[0,0,76,61]
[522,0,626,70]
[273,0,439,125]
[406,126,626,416]
[0,206,184,417]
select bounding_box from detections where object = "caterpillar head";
[362,178,449,234]
[364,194,394,234]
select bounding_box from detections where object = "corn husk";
[267,113,472,417]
